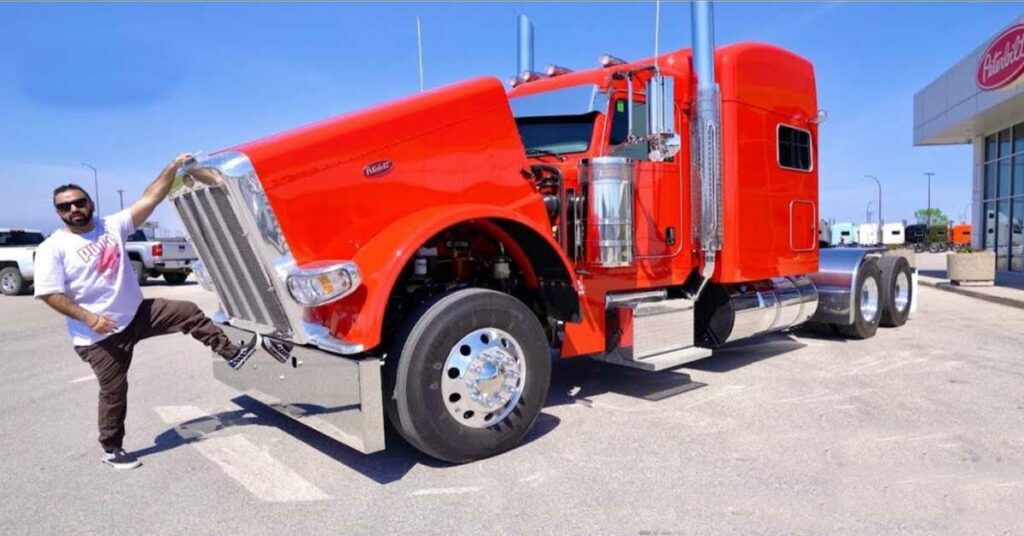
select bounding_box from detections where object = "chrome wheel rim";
[860,277,880,323]
[894,271,910,313]
[441,327,526,429]
[0,272,16,293]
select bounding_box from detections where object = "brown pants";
[73,298,237,451]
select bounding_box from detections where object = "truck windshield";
[0,231,45,246]
[516,112,598,155]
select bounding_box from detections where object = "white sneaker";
[101,448,142,470]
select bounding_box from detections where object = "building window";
[778,125,812,171]
[982,121,1024,273]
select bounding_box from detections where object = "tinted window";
[778,125,812,171]
[128,230,148,242]
[516,112,598,155]
[0,231,45,246]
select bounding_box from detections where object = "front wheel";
[0,267,27,296]
[384,288,551,463]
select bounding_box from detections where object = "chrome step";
[593,296,712,371]
[595,346,712,372]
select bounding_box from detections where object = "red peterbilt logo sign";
[362,159,394,178]
[977,24,1024,90]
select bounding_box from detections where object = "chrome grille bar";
[197,188,272,324]
[173,182,290,335]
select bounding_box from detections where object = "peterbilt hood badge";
[363,160,394,178]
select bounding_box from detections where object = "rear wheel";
[837,259,882,339]
[383,288,551,463]
[130,260,147,285]
[163,272,188,285]
[0,267,27,296]
[877,256,913,327]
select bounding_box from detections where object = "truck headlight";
[285,261,361,306]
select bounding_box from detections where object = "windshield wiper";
[525,148,566,162]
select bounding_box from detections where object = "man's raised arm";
[129,153,193,228]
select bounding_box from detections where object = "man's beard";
[61,208,94,229]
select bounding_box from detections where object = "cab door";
[605,95,683,259]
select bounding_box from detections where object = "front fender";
[316,204,579,352]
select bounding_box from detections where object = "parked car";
[0,228,45,296]
[125,229,197,285]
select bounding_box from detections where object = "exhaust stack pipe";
[517,15,535,79]
[691,0,723,296]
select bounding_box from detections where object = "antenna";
[416,16,425,92]
[653,0,661,71]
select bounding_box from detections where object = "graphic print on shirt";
[76,233,122,281]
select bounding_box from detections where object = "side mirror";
[645,73,680,161]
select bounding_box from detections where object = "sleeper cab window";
[778,124,813,172]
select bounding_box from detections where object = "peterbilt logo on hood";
[977,24,1024,90]
[362,160,394,178]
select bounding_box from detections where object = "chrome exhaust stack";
[513,15,545,84]
[691,0,723,297]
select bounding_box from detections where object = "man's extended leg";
[129,298,257,368]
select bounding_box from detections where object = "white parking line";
[154,405,329,502]
[410,487,483,496]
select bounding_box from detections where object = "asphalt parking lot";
[1,281,1022,536]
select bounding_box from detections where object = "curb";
[918,277,1024,310]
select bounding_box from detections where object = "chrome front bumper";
[215,322,385,454]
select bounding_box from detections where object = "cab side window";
[778,125,813,171]
[609,98,649,160]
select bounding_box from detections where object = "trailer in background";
[882,222,905,246]
[951,223,972,250]
[858,223,880,246]
[831,222,858,246]
[819,219,832,248]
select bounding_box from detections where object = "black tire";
[877,256,913,328]
[0,266,28,296]
[163,272,188,285]
[130,260,147,285]
[928,243,940,253]
[912,243,925,253]
[383,288,551,463]
[837,259,883,339]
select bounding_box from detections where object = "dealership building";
[914,16,1024,273]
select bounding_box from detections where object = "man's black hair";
[52,184,92,202]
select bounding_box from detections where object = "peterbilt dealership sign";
[977,24,1024,90]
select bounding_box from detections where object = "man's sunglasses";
[55,198,90,212]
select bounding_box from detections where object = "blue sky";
[1,2,1020,234]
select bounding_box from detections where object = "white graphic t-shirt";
[33,210,144,346]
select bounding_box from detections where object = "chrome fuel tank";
[696,275,819,347]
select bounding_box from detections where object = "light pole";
[924,171,935,227]
[866,199,874,225]
[116,189,125,210]
[864,174,882,244]
[82,163,99,214]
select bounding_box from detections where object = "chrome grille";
[174,185,291,334]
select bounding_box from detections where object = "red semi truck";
[170,3,914,463]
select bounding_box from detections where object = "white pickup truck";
[0,228,45,296]
[125,229,198,285]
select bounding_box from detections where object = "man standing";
[34,153,257,470]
